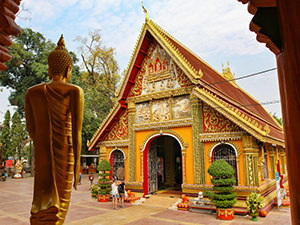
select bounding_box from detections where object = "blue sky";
[0,0,281,122]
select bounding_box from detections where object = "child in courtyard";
[118,179,126,208]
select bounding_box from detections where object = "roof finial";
[142,1,149,22]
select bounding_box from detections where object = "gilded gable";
[105,111,128,141]
[129,41,192,97]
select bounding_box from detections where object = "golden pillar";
[190,94,205,184]
[242,135,259,186]
[182,148,187,184]
[269,147,275,179]
[257,145,265,185]
[128,100,136,181]
[99,145,107,161]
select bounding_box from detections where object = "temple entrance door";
[148,143,158,193]
[147,135,182,193]
[111,150,125,180]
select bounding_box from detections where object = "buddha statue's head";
[48,35,73,80]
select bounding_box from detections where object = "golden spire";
[142,1,149,21]
[56,34,66,50]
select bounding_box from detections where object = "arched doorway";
[212,143,238,184]
[146,135,182,194]
[110,149,125,180]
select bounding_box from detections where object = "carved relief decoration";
[176,65,193,87]
[203,103,242,133]
[136,101,151,123]
[172,95,191,119]
[105,111,128,141]
[152,98,170,121]
[129,41,193,97]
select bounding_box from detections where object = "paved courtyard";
[0,175,291,225]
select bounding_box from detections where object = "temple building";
[87,18,286,212]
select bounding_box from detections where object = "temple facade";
[88,19,286,212]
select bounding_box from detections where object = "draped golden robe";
[25,83,79,225]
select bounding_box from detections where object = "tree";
[0,110,12,159]
[272,113,283,126]
[10,112,28,159]
[75,30,121,153]
[0,27,81,117]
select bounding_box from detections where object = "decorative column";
[280,148,286,174]
[182,148,187,184]
[269,147,275,179]
[257,145,265,185]
[140,150,144,182]
[99,145,107,161]
[190,94,205,184]
[128,100,136,181]
[242,135,259,186]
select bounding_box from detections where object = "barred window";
[213,144,238,184]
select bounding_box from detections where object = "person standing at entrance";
[111,179,118,209]
[118,179,126,208]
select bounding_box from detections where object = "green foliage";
[246,192,264,217]
[75,30,121,153]
[0,28,56,116]
[96,159,112,195]
[208,159,237,208]
[208,159,235,178]
[98,159,112,172]
[0,110,12,159]
[272,113,283,126]
[10,112,28,159]
[90,184,98,197]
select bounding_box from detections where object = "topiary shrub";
[207,159,237,209]
[97,159,112,196]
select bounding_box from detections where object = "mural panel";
[136,101,151,123]
[172,95,191,119]
[153,98,170,122]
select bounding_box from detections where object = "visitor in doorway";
[118,179,126,208]
[88,173,94,189]
[111,179,118,210]
[86,165,89,174]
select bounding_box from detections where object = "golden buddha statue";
[25,35,84,225]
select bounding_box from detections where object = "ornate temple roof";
[88,19,284,150]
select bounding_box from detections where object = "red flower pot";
[98,194,110,202]
[216,208,234,220]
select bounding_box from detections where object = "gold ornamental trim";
[133,118,192,131]
[199,132,245,142]
[98,139,129,147]
[139,129,188,151]
[128,86,193,103]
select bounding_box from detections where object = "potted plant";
[96,159,112,202]
[90,185,98,199]
[208,159,237,220]
[246,192,264,221]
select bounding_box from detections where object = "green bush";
[246,192,264,218]
[97,159,112,196]
[208,159,237,209]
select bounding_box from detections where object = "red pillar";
[276,1,300,224]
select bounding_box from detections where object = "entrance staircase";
[142,190,182,210]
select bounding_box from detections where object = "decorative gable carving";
[105,111,129,141]
[129,41,192,97]
[203,103,242,133]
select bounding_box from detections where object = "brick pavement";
[0,175,291,225]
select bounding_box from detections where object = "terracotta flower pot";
[216,208,234,220]
[98,194,110,202]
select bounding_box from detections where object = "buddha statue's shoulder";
[26,83,46,95]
